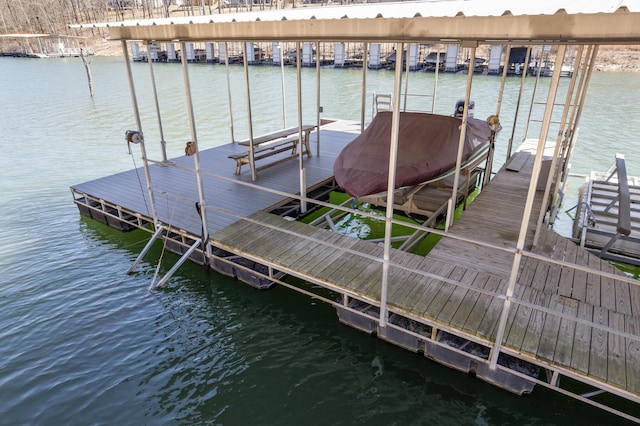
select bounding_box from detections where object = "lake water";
[1,55,638,425]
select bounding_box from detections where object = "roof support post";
[180,41,211,264]
[280,41,287,128]
[534,45,575,242]
[145,41,168,163]
[379,41,404,328]
[432,49,441,113]
[484,45,511,187]
[445,44,476,231]
[242,41,257,181]
[224,42,236,142]
[360,41,368,133]
[403,46,410,112]
[316,40,321,156]
[490,44,567,370]
[296,41,307,213]
[121,40,159,229]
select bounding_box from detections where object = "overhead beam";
[107,13,640,44]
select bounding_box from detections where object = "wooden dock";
[71,121,640,420]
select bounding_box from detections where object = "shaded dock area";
[71,121,640,420]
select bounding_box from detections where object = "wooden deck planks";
[448,272,491,330]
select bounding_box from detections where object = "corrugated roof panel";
[73,0,640,29]
[70,0,640,44]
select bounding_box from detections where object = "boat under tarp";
[333,111,495,198]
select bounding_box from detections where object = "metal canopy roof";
[74,0,640,44]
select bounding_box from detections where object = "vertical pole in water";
[446,44,476,231]
[146,42,168,163]
[180,42,211,262]
[242,41,257,181]
[121,40,159,227]
[360,41,368,133]
[296,41,307,213]
[379,41,404,328]
[280,41,287,128]
[224,42,236,142]
[316,40,321,156]
[490,44,568,370]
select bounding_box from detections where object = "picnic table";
[229,124,315,179]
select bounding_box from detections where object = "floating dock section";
[71,122,640,421]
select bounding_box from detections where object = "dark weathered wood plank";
[448,272,491,329]
[504,286,538,349]
[571,302,593,374]
[553,296,579,367]
[589,306,609,382]
[463,275,503,337]
[607,311,626,388]
[521,291,552,356]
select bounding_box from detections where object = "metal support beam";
[146,41,168,163]
[121,40,159,228]
[379,41,404,328]
[150,238,202,290]
[490,44,568,370]
[446,46,476,231]
[127,225,164,274]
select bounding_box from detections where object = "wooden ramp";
[427,149,640,402]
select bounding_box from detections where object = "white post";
[224,42,236,142]
[185,43,195,61]
[379,42,404,328]
[296,41,307,213]
[369,43,381,69]
[205,42,215,63]
[166,43,177,62]
[180,42,211,264]
[445,44,459,72]
[489,44,568,370]
[334,42,345,67]
[446,45,476,231]
[146,42,168,163]
[316,41,321,157]
[242,41,256,181]
[360,41,368,133]
[121,40,159,229]
[302,42,313,66]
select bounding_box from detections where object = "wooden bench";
[229,125,315,179]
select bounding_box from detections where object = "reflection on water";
[0,56,638,424]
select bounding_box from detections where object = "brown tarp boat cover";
[333,111,494,197]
